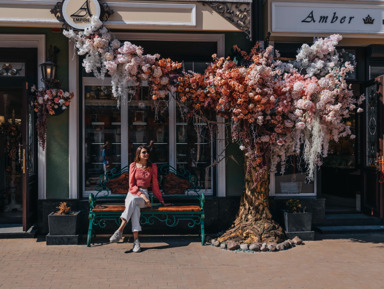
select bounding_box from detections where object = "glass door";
[0,88,23,223]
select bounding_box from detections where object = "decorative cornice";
[200,1,252,40]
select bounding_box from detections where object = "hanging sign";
[51,0,113,30]
[271,2,384,35]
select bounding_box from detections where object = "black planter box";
[48,211,79,235]
[284,212,312,232]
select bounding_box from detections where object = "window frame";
[73,32,226,199]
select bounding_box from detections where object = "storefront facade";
[267,0,384,220]
[0,0,256,233]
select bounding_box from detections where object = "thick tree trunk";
[218,162,285,244]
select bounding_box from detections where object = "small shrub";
[56,202,71,215]
[285,199,306,213]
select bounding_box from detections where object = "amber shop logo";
[70,0,93,23]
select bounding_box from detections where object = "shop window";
[77,34,226,197]
[270,155,316,197]
[82,77,214,196]
[83,84,121,191]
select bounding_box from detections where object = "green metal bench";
[87,164,205,246]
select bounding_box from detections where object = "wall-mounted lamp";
[40,61,56,88]
[40,45,60,89]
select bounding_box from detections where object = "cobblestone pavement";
[0,233,384,289]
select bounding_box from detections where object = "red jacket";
[128,162,164,203]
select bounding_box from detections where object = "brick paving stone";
[1,234,384,288]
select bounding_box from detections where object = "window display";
[176,105,212,190]
[84,85,121,190]
[272,155,315,196]
[82,81,213,195]
[128,86,169,164]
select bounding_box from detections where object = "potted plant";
[47,202,80,245]
[284,199,312,232]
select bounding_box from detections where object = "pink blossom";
[295,122,305,130]
[293,81,304,92]
[284,120,294,128]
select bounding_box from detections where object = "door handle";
[22,148,26,174]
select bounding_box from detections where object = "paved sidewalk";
[0,233,384,289]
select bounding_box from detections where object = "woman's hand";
[144,199,151,207]
[161,202,173,207]
[140,195,151,207]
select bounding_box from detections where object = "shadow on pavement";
[35,234,199,249]
[315,232,384,246]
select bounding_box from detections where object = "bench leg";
[200,213,205,246]
[87,214,95,247]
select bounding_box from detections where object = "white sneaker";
[109,230,123,243]
[132,239,141,253]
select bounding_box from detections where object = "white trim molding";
[107,2,196,27]
[68,42,79,199]
[0,34,46,200]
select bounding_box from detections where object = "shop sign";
[271,2,384,34]
[51,0,113,30]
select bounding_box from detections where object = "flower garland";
[30,85,74,150]
[63,16,181,106]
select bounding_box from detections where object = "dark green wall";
[0,27,70,199]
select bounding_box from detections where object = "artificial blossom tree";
[64,17,363,245]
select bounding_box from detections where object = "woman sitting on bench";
[109,145,170,252]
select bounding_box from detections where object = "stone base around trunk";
[285,231,315,241]
[46,233,80,245]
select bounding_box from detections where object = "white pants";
[120,189,148,232]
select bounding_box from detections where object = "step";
[322,214,382,226]
[0,224,37,239]
[315,224,384,234]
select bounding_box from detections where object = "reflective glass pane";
[128,86,169,164]
[274,155,314,195]
[84,85,121,190]
[176,103,212,190]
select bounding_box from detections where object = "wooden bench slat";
[93,204,201,213]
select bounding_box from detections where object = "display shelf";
[177,142,209,145]
[153,142,168,145]
[132,142,146,145]
[91,122,104,125]
[111,122,121,125]
[132,122,147,125]
[85,99,117,106]
[91,143,121,145]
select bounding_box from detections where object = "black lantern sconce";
[40,45,60,89]
[40,60,56,88]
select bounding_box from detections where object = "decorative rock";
[267,243,277,252]
[227,241,240,251]
[292,236,303,245]
[240,244,249,251]
[283,240,293,249]
[276,243,285,251]
[249,243,261,251]
[205,236,212,244]
[260,243,268,252]
[213,240,220,247]
[220,243,227,249]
